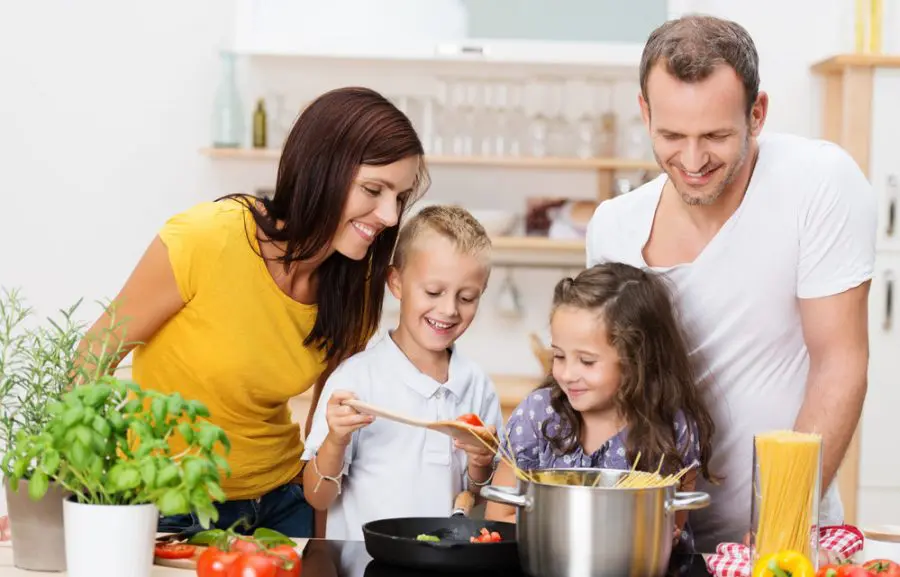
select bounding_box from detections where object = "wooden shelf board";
[199,148,659,171]
[426,155,659,171]
[811,53,900,74]
[491,236,584,252]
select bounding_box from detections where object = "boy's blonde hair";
[392,205,492,270]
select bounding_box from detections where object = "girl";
[485,262,717,551]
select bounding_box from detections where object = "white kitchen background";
[2,0,899,523]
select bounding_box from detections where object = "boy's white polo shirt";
[301,331,504,541]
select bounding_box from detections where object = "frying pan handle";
[668,491,711,513]
[451,491,476,517]
[479,485,530,509]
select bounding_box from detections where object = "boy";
[301,205,503,541]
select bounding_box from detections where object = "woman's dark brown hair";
[542,262,717,482]
[221,86,429,368]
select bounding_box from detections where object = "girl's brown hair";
[221,87,430,369]
[543,262,717,482]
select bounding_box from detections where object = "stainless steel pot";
[480,468,711,577]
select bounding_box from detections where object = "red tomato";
[226,553,278,577]
[457,413,484,427]
[817,564,843,577]
[268,544,302,577]
[230,537,262,555]
[155,542,197,559]
[864,560,900,576]
[838,565,877,577]
[196,547,240,577]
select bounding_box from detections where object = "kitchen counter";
[0,539,712,576]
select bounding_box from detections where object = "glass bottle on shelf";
[252,98,267,149]
[212,51,244,149]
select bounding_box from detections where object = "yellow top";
[132,200,325,500]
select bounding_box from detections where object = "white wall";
[0,0,886,374]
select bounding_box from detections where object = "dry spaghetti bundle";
[753,430,822,560]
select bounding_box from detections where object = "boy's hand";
[0,515,10,541]
[454,425,497,468]
[325,390,374,447]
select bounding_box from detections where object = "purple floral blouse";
[504,387,703,552]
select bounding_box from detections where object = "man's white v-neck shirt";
[585,132,877,550]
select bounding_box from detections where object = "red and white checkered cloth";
[705,526,865,577]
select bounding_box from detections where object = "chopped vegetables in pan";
[414,528,503,544]
[470,528,502,543]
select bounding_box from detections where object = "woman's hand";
[0,515,10,541]
[454,426,498,469]
[324,390,373,447]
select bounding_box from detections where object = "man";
[585,14,876,551]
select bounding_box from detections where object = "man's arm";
[794,281,870,492]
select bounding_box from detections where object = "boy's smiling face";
[388,230,490,354]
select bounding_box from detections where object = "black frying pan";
[361,491,520,573]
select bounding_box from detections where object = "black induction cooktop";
[300,539,711,577]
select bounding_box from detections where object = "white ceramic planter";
[62,498,158,577]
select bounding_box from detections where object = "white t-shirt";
[301,331,504,541]
[585,133,877,551]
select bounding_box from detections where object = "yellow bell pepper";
[752,551,815,577]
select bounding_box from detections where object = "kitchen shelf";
[490,236,586,269]
[811,54,900,74]
[198,148,659,172]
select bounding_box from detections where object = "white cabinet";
[811,54,900,525]
[870,69,900,253]
[232,0,690,67]
[859,253,900,487]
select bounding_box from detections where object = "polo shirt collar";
[379,330,472,400]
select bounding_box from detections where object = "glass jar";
[749,432,823,567]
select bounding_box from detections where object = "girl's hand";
[324,390,374,447]
[455,426,498,468]
[0,515,10,541]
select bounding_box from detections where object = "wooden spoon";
[341,399,498,449]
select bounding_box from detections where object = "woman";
[0,86,428,539]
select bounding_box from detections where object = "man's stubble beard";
[654,131,752,207]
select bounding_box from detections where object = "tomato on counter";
[457,413,484,427]
[196,547,241,577]
[863,560,900,576]
[189,527,301,577]
[155,542,197,560]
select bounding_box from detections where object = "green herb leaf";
[139,460,157,488]
[28,471,49,501]
[188,400,210,419]
[184,459,204,490]
[253,527,295,548]
[151,398,166,426]
[157,488,189,516]
[41,450,60,475]
[108,410,126,432]
[166,394,184,417]
[91,415,111,439]
[157,464,180,487]
[187,529,226,546]
[62,406,84,428]
[177,422,194,445]
[84,385,112,408]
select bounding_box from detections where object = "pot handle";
[668,491,711,513]
[479,485,530,509]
